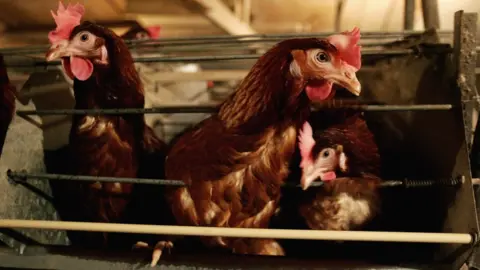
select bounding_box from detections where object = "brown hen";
[162,29,362,262]
[298,111,381,231]
[44,2,169,249]
[0,54,15,158]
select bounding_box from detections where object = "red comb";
[326,27,361,70]
[298,121,315,168]
[146,26,161,39]
[48,1,85,44]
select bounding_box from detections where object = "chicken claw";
[133,240,174,267]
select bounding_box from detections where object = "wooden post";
[421,0,440,29]
[404,0,415,30]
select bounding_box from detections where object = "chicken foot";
[133,240,174,267]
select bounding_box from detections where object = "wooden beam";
[126,14,211,27]
[181,0,256,35]
[404,0,415,30]
[334,0,345,32]
[242,0,252,24]
[233,0,242,19]
[421,0,440,29]
[104,0,127,15]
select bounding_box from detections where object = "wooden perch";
[0,220,473,244]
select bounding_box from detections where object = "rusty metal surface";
[453,11,479,149]
[443,11,480,269]
[467,15,480,270]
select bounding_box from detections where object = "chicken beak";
[324,63,361,96]
[301,174,316,191]
[46,41,71,61]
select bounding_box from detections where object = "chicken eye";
[316,52,329,62]
[80,33,89,42]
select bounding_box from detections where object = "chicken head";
[298,121,348,190]
[45,2,108,81]
[289,27,362,101]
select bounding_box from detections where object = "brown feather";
[60,21,169,248]
[166,38,337,255]
[0,54,16,158]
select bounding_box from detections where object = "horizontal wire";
[0,219,472,244]
[123,30,454,44]
[0,30,454,55]
[126,40,399,54]
[0,40,422,56]
[15,104,454,116]
[5,47,454,68]
[7,170,184,186]
[6,170,466,189]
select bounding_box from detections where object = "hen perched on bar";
[144,28,363,265]
[44,1,171,249]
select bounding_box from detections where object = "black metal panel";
[0,246,451,270]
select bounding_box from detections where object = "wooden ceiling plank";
[181,0,257,35]
[104,0,127,15]
[127,14,211,26]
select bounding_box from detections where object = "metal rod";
[121,31,455,47]
[126,30,454,43]
[2,38,454,58]
[0,219,473,244]
[7,171,468,189]
[15,104,454,116]
[5,47,455,68]
[1,39,427,56]
[16,105,217,116]
[7,170,184,187]
[312,104,454,111]
[0,30,455,55]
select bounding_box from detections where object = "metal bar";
[6,48,453,67]
[0,39,447,57]
[6,170,467,189]
[0,30,455,55]
[0,219,473,244]
[16,105,217,116]
[404,0,415,30]
[124,30,454,43]
[7,170,184,187]
[0,39,437,57]
[15,104,455,116]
